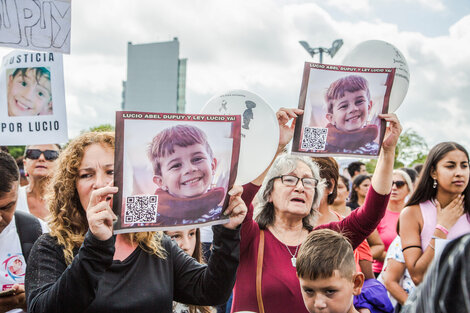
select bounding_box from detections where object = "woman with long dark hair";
[400,142,470,285]
[347,174,371,210]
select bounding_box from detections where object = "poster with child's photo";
[0,50,68,145]
[292,62,395,158]
[113,111,241,233]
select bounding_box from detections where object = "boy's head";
[7,67,52,117]
[148,125,217,199]
[296,229,364,313]
[325,75,372,133]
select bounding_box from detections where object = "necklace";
[285,243,300,267]
[271,225,303,267]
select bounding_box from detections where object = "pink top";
[373,209,401,273]
[420,200,470,250]
[232,183,390,313]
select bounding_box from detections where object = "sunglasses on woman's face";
[25,149,59,161]
[392,180,406,188]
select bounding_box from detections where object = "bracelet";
[428,242,435,250]
[436,224,449,235]
[402,245,422,252]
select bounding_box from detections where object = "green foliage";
[409,152,427,166]
[364,128,428,173]
[81,123,115,134]
[365,159,377,173]
[7,146,25,159]
[395,129,428,167]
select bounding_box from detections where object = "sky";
[1,0,469,154]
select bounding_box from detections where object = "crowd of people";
[0,107,469,313]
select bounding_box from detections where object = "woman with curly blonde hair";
[25,131,247,313]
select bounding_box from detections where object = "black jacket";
[25,225,239,313]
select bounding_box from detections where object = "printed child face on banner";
[149,125,218,199]
[7,67,53,117]
[325,75,372,132]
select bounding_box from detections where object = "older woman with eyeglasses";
[16,144,60,220]
[231,108,402,313]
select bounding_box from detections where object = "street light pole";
[299,39,344,64]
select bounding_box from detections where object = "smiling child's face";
[155,144,217,198]
[327,90,372,132]
[7,69,51,116]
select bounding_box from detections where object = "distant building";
[122,38,186,113]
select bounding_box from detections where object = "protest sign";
[113,111,241,233]
[0,49,68,145]
[292,62,395,158]
[0,0,71,54]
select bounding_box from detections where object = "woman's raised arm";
[371,113,402,195]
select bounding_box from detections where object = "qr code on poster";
[124,195,158,224]
[301,127,328,151]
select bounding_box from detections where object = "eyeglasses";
[392,180,406,188]
[25,149,59,161]
[274,175,317,190]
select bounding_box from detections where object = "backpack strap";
[14,210,43,262]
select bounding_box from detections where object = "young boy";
[324,75,378,154]
[148,124,224,225]
[7,67,53,117]
[296,229,365,313]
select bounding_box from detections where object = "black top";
[26,225,239,313]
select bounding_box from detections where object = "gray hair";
[394,169,413,195]
[255,154,326,230]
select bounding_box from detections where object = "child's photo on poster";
[6,67,53,117]
[115,115,240,232]
[293,64,394,157]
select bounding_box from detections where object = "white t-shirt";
[16,186,50,224]
[0,215,48,313]
[0,216,26,313]
[15,186,29,214]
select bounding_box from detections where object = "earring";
[433,179,437,189]
[162,186,168,191]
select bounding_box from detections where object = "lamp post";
[299,39,343,63]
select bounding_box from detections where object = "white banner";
[0,49,68,145]
[0,0,71,54]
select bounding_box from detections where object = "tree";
[364,128,428,172]
[81,123,115,133]
[6,146,25,159]
[395,128,428,168]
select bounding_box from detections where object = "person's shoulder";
[161,233,173,248]
[400,205,423,229]
[159,233,177,257]
[34,232,58,247]
[14,210,43,235]
[401,204,421,217]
